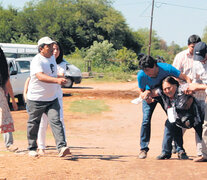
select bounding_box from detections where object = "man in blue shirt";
[137,55,191,159]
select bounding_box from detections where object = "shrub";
[84,40,117,69]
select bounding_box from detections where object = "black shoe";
[157,153,171,160]
[178,151,189,160]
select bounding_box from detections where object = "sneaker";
[178,151,189,160]
[172,144,177,154]
[28,150,38,157]
[58,147,71,157]
[157,153,171,160]
[138,150,147,159]
[193,156,207,162]
[38,149,45,156]
[7,145,18,152]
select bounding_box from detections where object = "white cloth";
[56,61,67,99]
[192,60,207,101]
[172,49,194,80]
[27,54,58,101]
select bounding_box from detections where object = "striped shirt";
[192,60,207,101]
[173,49,194,80]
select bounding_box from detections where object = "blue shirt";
[137,63,181,90]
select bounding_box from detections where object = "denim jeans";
[162,120,184,155]
[140,96,165,151]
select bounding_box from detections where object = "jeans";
[162,120,184,155]
[27,98,67,151]
[140,96,165,151]
[3,132,13,147]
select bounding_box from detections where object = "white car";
[7,57,31,105]
[62,60,82,88]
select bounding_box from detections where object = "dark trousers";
[162,120,184,155]
[27,98,66,151]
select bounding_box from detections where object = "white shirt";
[57,61,67,99]
[27,53,58,101]
[172,49,194,80]
[192,60,207,101]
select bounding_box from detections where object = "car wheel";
[17,94,25,106]
[63,77,73,88]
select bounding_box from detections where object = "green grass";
[68,99,110,114]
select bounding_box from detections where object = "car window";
[9,62,15,74]
[5,53,17,58]
[16,61,30,73]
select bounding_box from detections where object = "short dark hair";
[187,34,201,45]
[38,43,45,52]
[138,55,157,70]
[138,53,145,61]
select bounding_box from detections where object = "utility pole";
[148,0,155,56]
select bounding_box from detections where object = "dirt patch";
[0,81,206,180]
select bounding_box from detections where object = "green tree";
[84,40,116,69]
[0,7,17,42]
[202,26,207,44]
[13,3,39,43]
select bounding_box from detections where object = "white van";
[0,43,38,58]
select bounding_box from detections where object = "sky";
[1,0,207,47]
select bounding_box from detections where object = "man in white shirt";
[27,36,70,157]
[172,34,202,156]
[173,35,201,79]
[186,41,207,162]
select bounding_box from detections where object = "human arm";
[23,77,31,102]
[187,83,207,92]
[5,79,18,111]
[35,72,67,85]
[178,73,192,83]
[57,62,66,78]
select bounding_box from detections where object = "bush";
[116,47,138,72]
[84,40,117,69]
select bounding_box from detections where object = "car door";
[9,60,30,96]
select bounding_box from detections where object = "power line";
[114,1,207,12]
[139,2,152,17]
[156,1,207,11]
[113,1,148,6]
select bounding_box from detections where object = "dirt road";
[0,81,206,180]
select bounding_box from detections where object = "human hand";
[184,83,197,94]
[12,101,18,111]
[140,90,151,100]
[57,77,67,85]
